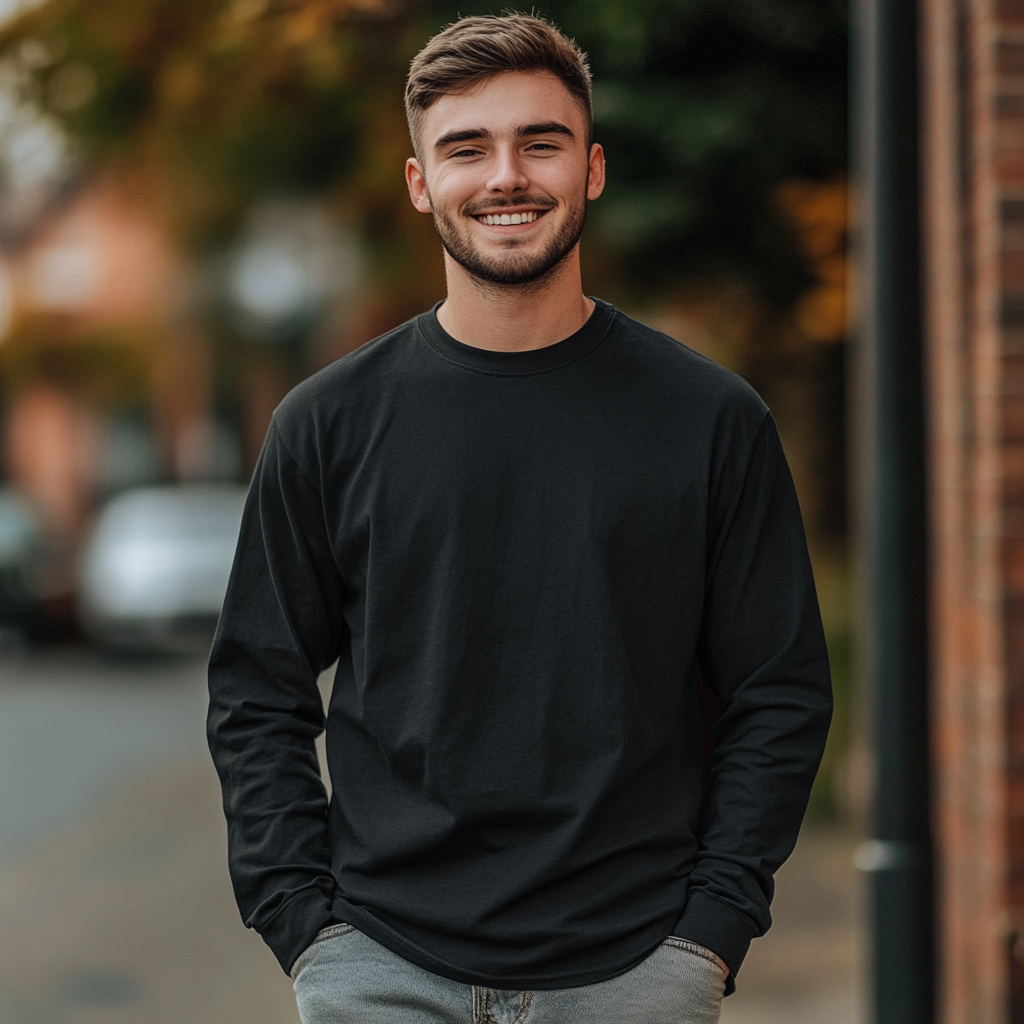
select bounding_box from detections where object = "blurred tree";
[0,0,393,248]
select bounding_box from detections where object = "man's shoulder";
[273,311,426,433]
[602,303,766,419]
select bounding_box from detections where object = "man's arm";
[674,413,833,988]
[207,418,344,974]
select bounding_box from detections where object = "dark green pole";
[853,0,934,1021]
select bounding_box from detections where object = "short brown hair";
[405,14,593,159]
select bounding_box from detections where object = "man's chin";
[458,260,563,287]
[444,242,572,287]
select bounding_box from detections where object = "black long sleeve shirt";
[207,299,832,992]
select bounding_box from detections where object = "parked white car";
[78,485,247,651]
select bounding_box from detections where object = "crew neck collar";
[417,298,615,376]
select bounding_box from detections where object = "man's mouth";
[473,210,545,226]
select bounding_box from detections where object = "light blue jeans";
[291,923,726,1024]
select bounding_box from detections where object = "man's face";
[406,71,605,287]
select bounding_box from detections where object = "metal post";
[853,0,935,1021]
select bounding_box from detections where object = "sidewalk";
[721,826,865,1023]
[0,758,300,1024]
[0,756,863,1024]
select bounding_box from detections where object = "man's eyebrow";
[517,121,575,139]
[433,122,577,149]
[434,128,492,149]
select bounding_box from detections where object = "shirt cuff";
[672,890,760,996]
[257,886,338,975]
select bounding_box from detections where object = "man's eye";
[527,143,558,152]
[451,148,481,158]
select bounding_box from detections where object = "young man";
[208,14,832,1024]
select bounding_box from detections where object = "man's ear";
[586,143,606,202]
[406,158,432,213]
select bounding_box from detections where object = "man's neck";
[436,250,594,352]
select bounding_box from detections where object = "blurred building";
[0,172,366,557]
[0,178,192,548]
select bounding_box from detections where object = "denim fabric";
[292,924,725,1024]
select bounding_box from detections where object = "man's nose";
[485,147,529,194]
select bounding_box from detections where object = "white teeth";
[480,211,539,225]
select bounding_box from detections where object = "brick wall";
[995,22,1024,1019]
[922,0,1024,1019]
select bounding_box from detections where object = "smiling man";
[207,14,832,1024]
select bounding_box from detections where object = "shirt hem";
[332,897,670,991]
[257,886,337,975]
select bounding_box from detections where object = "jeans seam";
[470,987,531,1024]
[662,936,729,976]
[510,990,532,1024]
[471,986,493,1024]
[313,923,355,944]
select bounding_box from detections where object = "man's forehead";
[424,71,584,144]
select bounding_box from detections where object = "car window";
[94,489,246,543]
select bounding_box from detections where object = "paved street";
[0,649,863,1023]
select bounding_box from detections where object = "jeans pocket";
[661,936,729,982]
[290,923,355,979]
[659,935,729,1016]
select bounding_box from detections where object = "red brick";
[999,41,1024,72]
[925,0,1024,1018]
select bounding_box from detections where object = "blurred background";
[0,1,859,1022]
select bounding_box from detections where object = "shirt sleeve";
[673,413,833,985]
[207,418,344,974]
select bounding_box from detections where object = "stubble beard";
[430,191,588,289]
